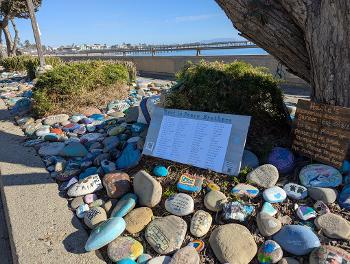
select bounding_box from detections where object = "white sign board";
[143,107,251,175]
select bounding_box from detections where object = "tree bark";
[215,0,350,107]
[10,18,19,56]
[1,16,14,57]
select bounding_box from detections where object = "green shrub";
[32,60,131,117]
[164,60,290,157]
[26,56,62,80]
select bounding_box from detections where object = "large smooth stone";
[231,183,259,198]
[267,147,295,174]
[339,184,350,209]
[273,225,321,255]
[209,224,257,264]
[263,186,287,203]
[85,217,126,251]
[83,207,107,229]
[309,187,338,204]
[169,246,199,264]
[148,256,171,264]
[299,164,342,188]
[222,201,255,222]
[133,170,162,207]
[283,183,308,200]
[38,142,65,156]
[116,143,141,169]
[309,245,350,264]
[247,164,279,188]
[204,190,227,212]
[145,215,187,254]
[124,207,153,234]
[103,172,131,199]
[257,240,283,264]
[190,210,212,237]
[60,142,88,157]
[257,212,282,237]
[43,114,69,125]
[67,175,103,197]
[241,150,259,169]
[111,193,138,218]
[314,213,350,240]
[107,236,144,262]
[165,193,194,216]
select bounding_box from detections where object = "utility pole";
[26,0,45,67]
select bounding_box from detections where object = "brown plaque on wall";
[292,100,350,169]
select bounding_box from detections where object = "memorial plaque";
[292,100,350,168]
[143,107,251,175]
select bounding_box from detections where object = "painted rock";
[169,246,200,264]
[313,200,330,215]
[108,125,126,136]
[59,177,78,191]
[101,160,117,174]
[296,205,317,221]
[76,203,89,218]
[84,193,98,204]
[44,133,60,142]
[258,240,283,264]
[38,142,65,156]
[262,202,278,216]
[148,256,172,264]
[79,167,98,180]
[231,183,259,198]
[89,113,105,121]
[314,213,350,240]
[277,258,300,264]
[145,215,187,254]
[62,123,81,132]
[257,212,282,237]
[60,142,88,157]
[85,217,126,251]
[339,184,350,209]
[137,254,153,264]
[273,225,321,255]
[80,133,104,143]
[83,207,107,229]
[117,259,137,264]
[35,125,50,137]
[153,165,168,177]
[116,144,141,169]
[165,193,194,216]
[241,150,259,169]
[309,187,338,204]
[188,239,205,253]
[89,199,105,208]
[107,236,143,262]
[111,193,138,218]
[190,210,212,237]
[177,173,203,193]
[267,147,295,174]
[124,207,153,234]
[131,122,146,133]
[299,164,342,188]
[67,175,103,197]
[209,224,257,264]
[43,114,69,125]
[133,170,162,207]
[103,172,131,199]
[263,186,287,203]
[283,183,308,200]
[247,164,279,188]
[206,181,220,192]
[71,114,85,123]
[222,201,255,222]
[309,245,350,264]
[204,190,228,212]
[71,196,84,209]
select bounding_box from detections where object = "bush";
[164,60,290,158]
[26,56,62,80]
[32,60,131,117]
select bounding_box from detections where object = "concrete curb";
[0,99,105,264]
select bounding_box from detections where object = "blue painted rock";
[59,177,78,191]
[85,217,126,251]
[263,187,287,203]
[342,160,350,174]
[177,173,203,193]
[133,170,162,207]
[299,164,342,188]
[273,225,321,255]
[82,117,93,124]
[190,210,212,237]
[80,133,104,143]
[222,201,255,222]
[103,172,131,199]
[165,193,194,216]
[76,203,89,218]
[339,185,350,209]
[67,175,103,197]
[38,142,65,156]
[309,245,350,264]
[257,240,283,264]
[283,183,308,200]
[101,160,117,174]
[267,147,295,174]
[313,201,330,215]
[131,123,146,133]
[73,125,87,135]
[262,202,278,216]
[107,236,143,262]
[89,113,105,121]
[43,133,60,142]
[70,114,85,123]
[148,256,172,264]
[153,165,168,177]
[296,205,317,221]
[188,239,205,253]
[231,183,259,198]
[247,164,279,188]
[242,150,259,169]
[83,207,107,229]
[111,193,138,217]
[257,212,282,236]
[137,254,152,264]
[170,246,200,264]
[314,213,350,240]
[11,97,31,114]
[127,136,140,144]
[116,144,141,169]
[117,259,137,264]
[79,167,98,180]
[60,142,88,157]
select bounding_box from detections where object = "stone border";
[0,99,105,264]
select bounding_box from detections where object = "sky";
[13,0,243,47]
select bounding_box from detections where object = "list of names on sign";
[292,100,350,168]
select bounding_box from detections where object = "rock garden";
[0,58,349,264]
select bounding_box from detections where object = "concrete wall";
[58,54,308,86]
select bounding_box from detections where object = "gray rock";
[257,212,282,237]
[247,164,279,188]
[145,215,187,254]
[204,190,227,212]
[209,224,257,264]
[165,193,194,216]
[148,256,172,264]
[124,207,153,234]
[43,114,69,125]
[125,106,139,123]
[70,196,84,209]
[38,142,65,156]
[314,213,350,240]
[190,210,212,237]
[170,246,200,264]
[133,170,162,207]
[278,258,300,264]
[308,187,338,204]
[83,207,107,229]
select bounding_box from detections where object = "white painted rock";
[190,210,212,237]
[83,207,107,229]
[263,186,287,203]
[43,114,69,125]
[165,193,194,216]
[283,183,308,200]
[68,174,103,197]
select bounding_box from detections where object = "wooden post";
[26,0,45,67]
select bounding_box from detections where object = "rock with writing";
[169,246,200,264]
[68,175,103,197]
[190,210,212,237]
[107,236,144,262]
[84,207,107,229]
[299,164,342,188]
[283,183,308,200]
[314,213,350,240]
[165,193,194,216]
[247,164,279,188]
[177,173,203,193]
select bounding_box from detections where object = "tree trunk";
[10,18,20,56]
[0,20,7,59]
[215,0,350,107]
[1,16,14,57]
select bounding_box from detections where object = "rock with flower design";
[258,240,283,264]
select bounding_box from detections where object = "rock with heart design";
[257,212,282,237]
[263,186,287,203]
